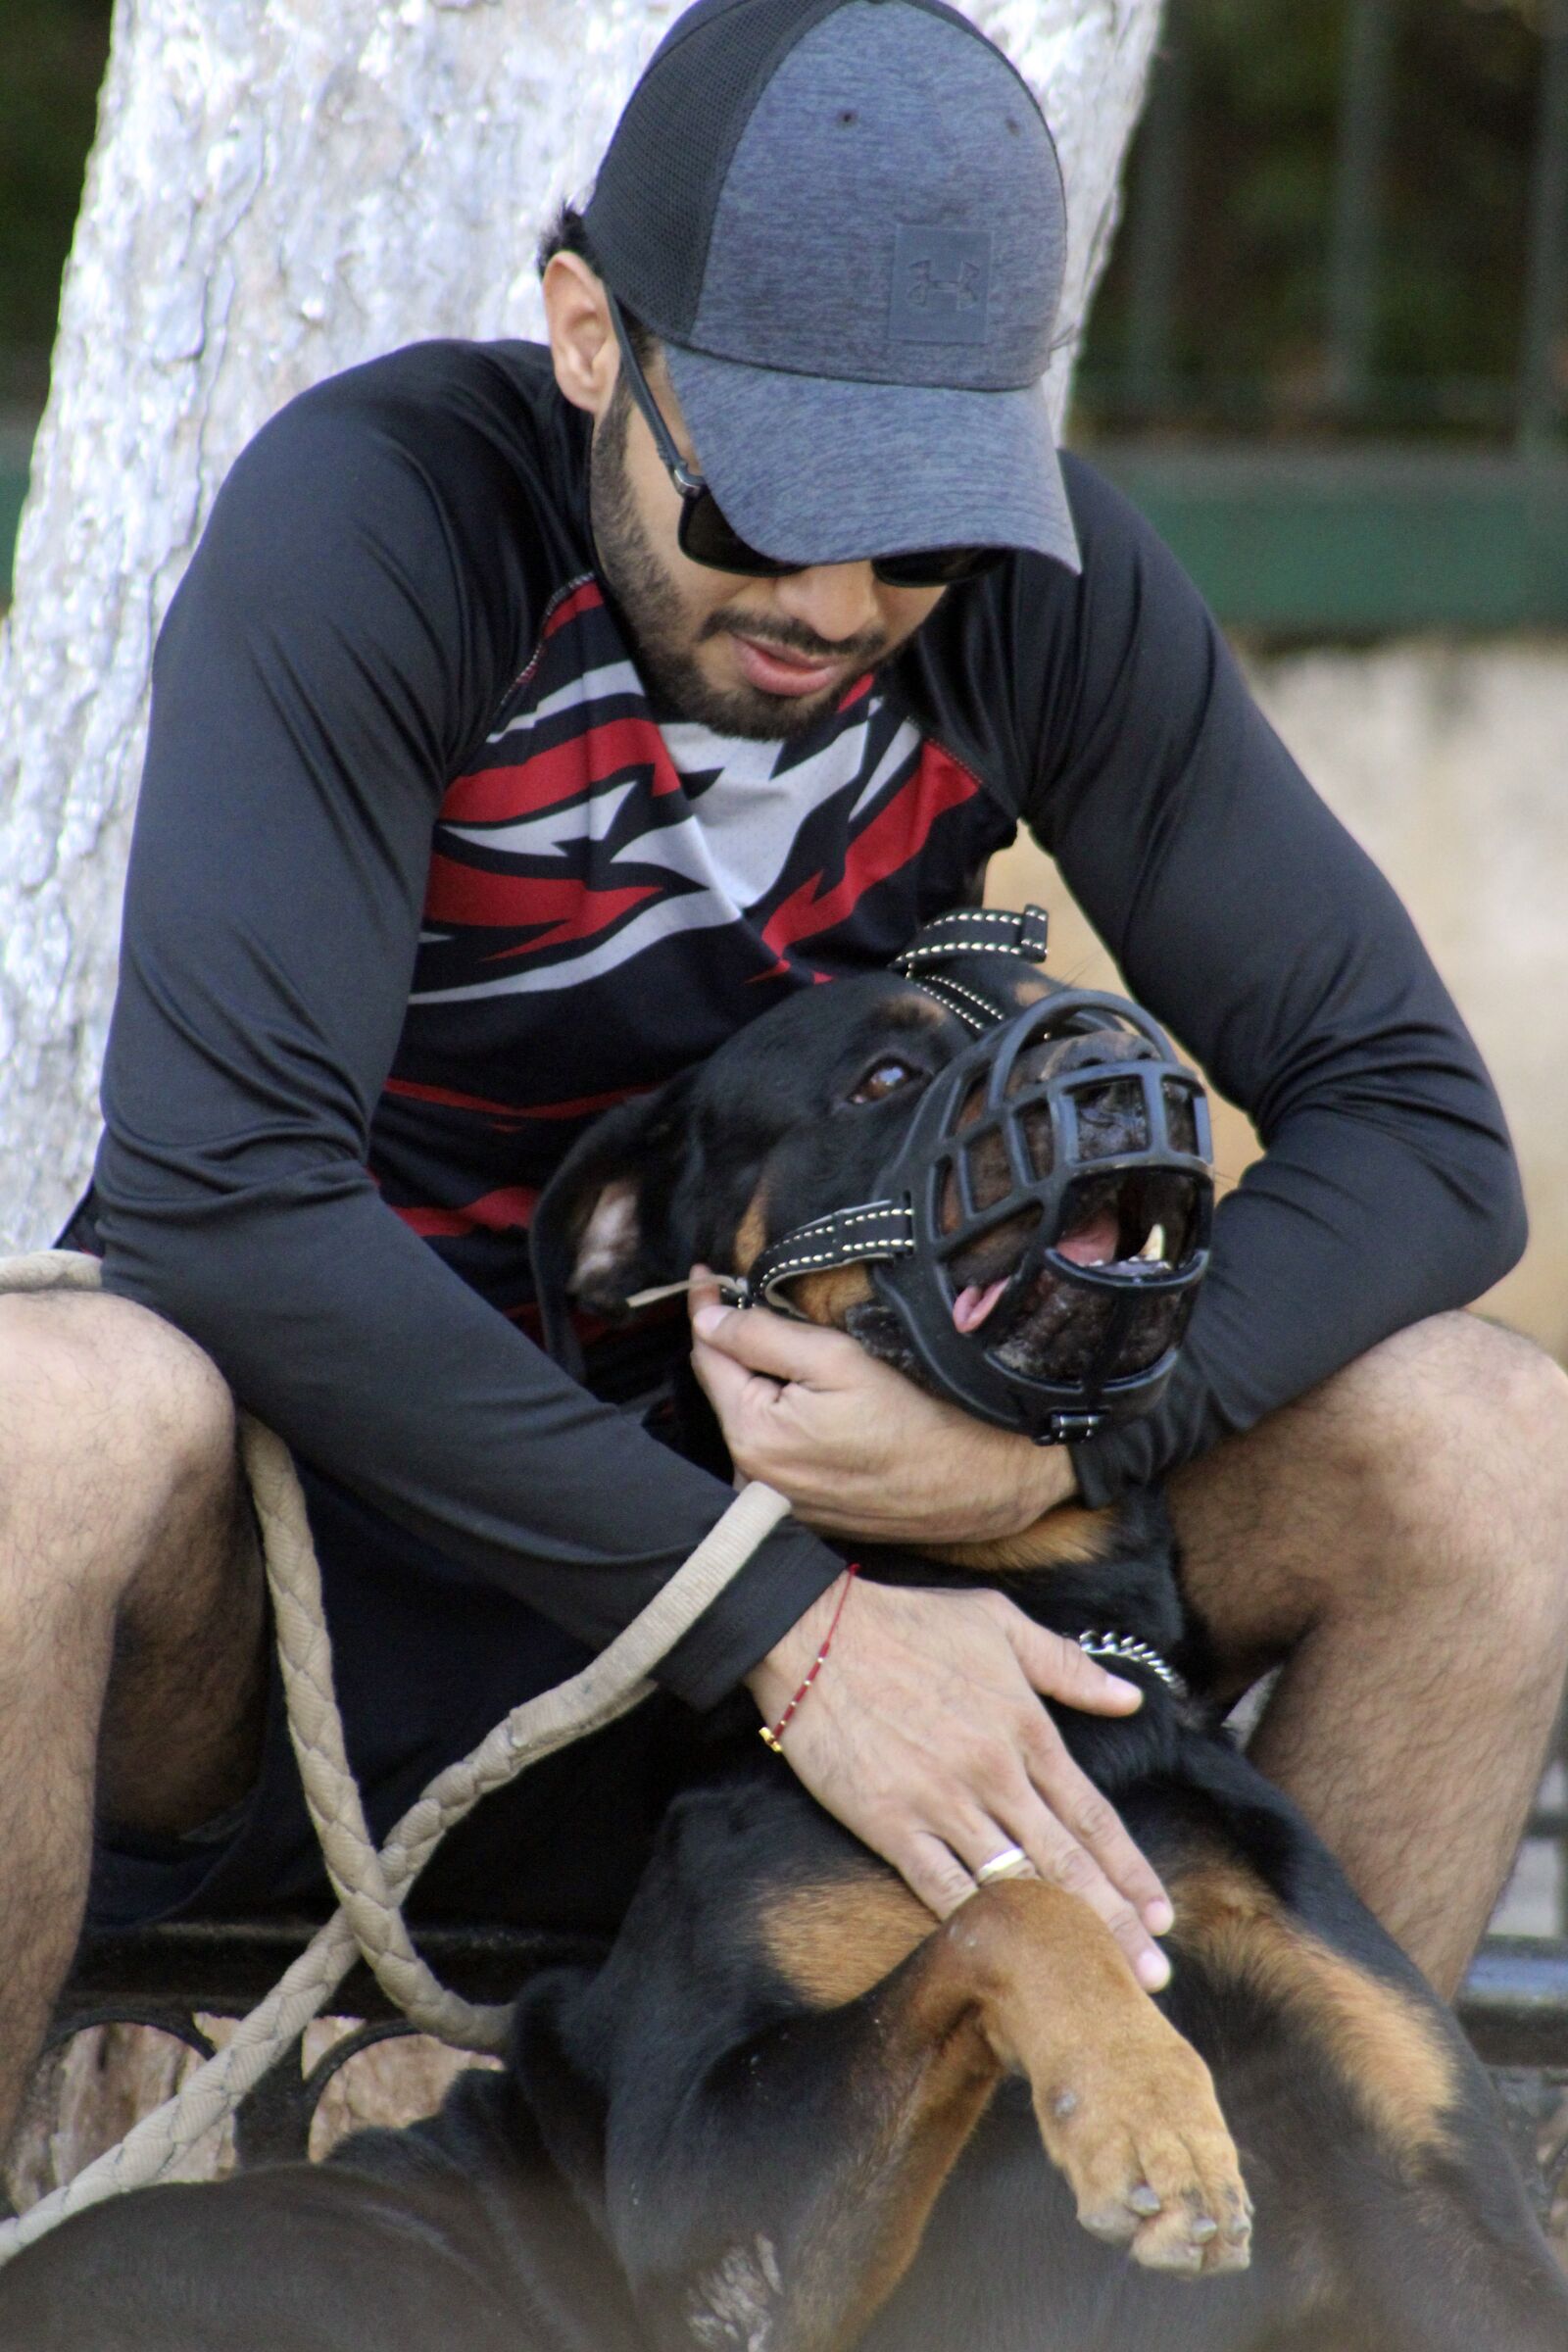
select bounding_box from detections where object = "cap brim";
[662,343,1081,575]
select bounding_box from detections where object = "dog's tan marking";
[755,1870,991,2349]
[741,1211,871,1325]
[761,1873,1250,2328]
[1172,1860,1458,2159]
[827,2024,998,2351]
[733,1191,768,1278]
[760,1872,931,2009]
[944,1882,1251,2278]
[790,1263,874,1326]
[919,1503,1121,1575]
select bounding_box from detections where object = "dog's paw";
[1036,2032,1252,2278]
[945,1879,1252,2278]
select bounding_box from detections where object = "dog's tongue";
[1054,1207,1122,1267]
[952,1277,1008,1334]
[951,1208,1123,1335]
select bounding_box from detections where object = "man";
[0,0,1563,2163]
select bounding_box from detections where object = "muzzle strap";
[891,904,1053,1033]
[727,1200,916,1313]
[891,904,1052,970]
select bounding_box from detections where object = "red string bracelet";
[759,1564,860,1754]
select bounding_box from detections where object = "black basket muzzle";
[736,979,1213,1445]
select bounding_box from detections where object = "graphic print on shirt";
[371,575,1015,1346]
[412,578,981,1003]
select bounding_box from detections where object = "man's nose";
[768,561,881,646]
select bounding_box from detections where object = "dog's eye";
[849,1058,919,1104]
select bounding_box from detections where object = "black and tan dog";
[4,943,1566,2352]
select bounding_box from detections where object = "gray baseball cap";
[582,0,1080,573]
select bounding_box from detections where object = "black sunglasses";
[605,292,1006,592]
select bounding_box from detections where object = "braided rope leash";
[0,1250,790,2255]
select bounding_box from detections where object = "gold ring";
[974,1843,1033,1886]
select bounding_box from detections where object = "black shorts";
[86,1464,717,1940]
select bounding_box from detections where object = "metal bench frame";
[37,1921,1568,2190]
[50,1920,603,2168]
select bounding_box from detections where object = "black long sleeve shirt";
[80,338,1525,1703]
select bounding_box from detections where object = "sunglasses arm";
[605,289,708,497]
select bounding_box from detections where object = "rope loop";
[0,1250,789,2257]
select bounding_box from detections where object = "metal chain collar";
[1076,1629,1189,1698]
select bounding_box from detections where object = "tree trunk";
[0,0,1162,2200]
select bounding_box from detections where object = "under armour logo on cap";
[889,225,994,347]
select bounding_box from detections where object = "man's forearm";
[93,1173,840,1709]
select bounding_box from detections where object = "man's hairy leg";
[0,1290,265,2153]
[1168,1311,1568,1998]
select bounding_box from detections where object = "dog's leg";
[1166,1854,1568,2352]
[760,1868,1252,2277]
[542,1776,1250,2352]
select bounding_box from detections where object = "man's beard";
[588,388,892,743]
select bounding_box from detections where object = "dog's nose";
[1014,1032,1159,1088]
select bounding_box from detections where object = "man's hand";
[690,1275,1075,1543]
[747,1575,1174,1988]
[694,1275,1172,1984]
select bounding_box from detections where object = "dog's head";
[531,931,1210,1438]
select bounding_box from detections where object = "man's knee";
[1324,1310,1563,1449]
[1177,1314,1568,1661]
[1316,1312,1568,1622]
[1322,1312,1567,1494]
[0,1289,238,1599]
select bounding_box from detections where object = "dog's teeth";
[1137,1223,1166,1262]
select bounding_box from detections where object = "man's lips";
[729,632,848,699]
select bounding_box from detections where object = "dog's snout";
[1009,1030,1157,1091]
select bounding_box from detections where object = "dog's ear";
[529,1076,696,1378]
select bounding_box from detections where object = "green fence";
[1078,0,1568,632]
[1091,443,1568,634]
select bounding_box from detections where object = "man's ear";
[529,1076,695,1378]
[541,250,618,421]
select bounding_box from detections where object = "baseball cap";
[582,0,1081,573]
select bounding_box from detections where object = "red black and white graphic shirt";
[83,338,1522,1705]
[376,565,1009,1337]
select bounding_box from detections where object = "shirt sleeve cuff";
[652,1515,845,1712]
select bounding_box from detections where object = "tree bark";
[0,0,1162,2196]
